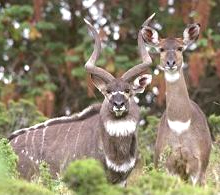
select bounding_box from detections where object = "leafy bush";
[0,139,53,195]
[0,138,18,179]
[208,114,220,142]
[0,179,53,195]
[134,170,215,195]
[138,110,160,166]
[63,159,123,195]
[0,99,47,137]
[63,159,107,194]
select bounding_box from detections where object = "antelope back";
[9,104,102,179]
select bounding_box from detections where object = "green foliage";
[207,143,220,188]
[37,161,54,191]
[63,159,124,195]
[0,139,52,195]
[0,99,47,137]
[134,169,214,195]
[0,138,18,179]
[0,179,53,195]
[63,159,106,194]
[71,67,86,78]
[138,110,160,165]
[208,114,220,141]
[3,5,33,20]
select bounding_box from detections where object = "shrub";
[0,99,47,137]
[134,169,215,195]
[0,138,18,179]
[208,114,220,142]
[63,159,123,195]
[138,112,159,166]
[0,179,53,195]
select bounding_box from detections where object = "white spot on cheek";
[167,119,191,135]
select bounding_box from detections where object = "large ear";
[90,75,108,94]
[132,74,152,94]
[141,26,160,47]
[183,23,200,47]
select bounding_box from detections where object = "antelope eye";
[106,89,111,94]
[177,47,183,51]
[125,89,130,93]
[160,48,165,52]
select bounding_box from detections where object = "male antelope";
[141,14,211,185]
[8,18,152,185]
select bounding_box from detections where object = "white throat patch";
[105,156,136,173]
[165,71,180,83]
[104,119,137,137]
[167,119,191,135]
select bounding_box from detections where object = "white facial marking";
[104,119,137,137]
[167,119,191,135]
[112,91,125,96]
[165,71,180,83]
[113,105,126,112]
[21,149,25,154]
[29,156,34,161]
[105,156,136,173]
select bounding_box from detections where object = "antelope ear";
[141,26,160,47]
[132,74,152,94]
[183,23,200,47]
[90,75,107,94]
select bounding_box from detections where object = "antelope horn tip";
[84,18,90,25]
[142,13,156,27]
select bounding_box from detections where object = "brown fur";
[141,15,211,184]
[154,69,211,185]
[9,100,140,184]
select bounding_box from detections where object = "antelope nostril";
[167,60,176,67]
[114,101,124,108]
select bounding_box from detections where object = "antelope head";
[84,18,152,117]
[141,13,200,83]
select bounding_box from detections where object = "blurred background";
[0,0,220,135]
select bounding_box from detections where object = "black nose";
[166,60,176,68]
[113,100,125,108]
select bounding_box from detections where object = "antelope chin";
[164,70,180,83]
[113,106,127,117]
